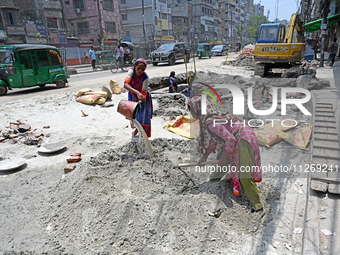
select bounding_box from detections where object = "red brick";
[71,152,81,157]
[64,164,76,173]
[17,119,25,124]
[67,156,82,163]
[35,133,44,138]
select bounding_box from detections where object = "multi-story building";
[12,0,65,45]
[219,0,254,44]
[254,3,264,16]
[0,0,28,44]
[169,0,193,43]
[64,0,121,49]
[191,0,221,43]
[119,0,173,46]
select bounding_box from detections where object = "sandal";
[255,208,265,219]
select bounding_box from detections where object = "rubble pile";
[0,120,47,146]
[231,56,256,68]
[237,46,255,58]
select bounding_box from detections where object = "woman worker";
[124,59,153,138]
[188,96,265,218]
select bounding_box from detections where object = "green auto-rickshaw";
[196,43,211,59]
[0,44,69,96]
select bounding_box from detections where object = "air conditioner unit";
[75,8,80,13]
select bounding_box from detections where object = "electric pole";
[97,0,103,48]
[319,0,329,67]
[142,0,146,44]
[159,4,163,45]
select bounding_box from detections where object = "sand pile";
[153,93,188,117]
[34,138,281,254]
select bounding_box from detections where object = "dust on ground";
[0,67,324,254]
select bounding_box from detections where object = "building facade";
[254,3,264,16]
[64,0,121,49]
[119,0,173,46]
[169,0,193,43]
[191,0,221,43]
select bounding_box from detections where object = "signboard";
[49,32,59,43]
[25,24,38,36]
[79,43,94,47]
[321,23,327,30]
[58,33,66,43]
[123,35,131,42]
[7,26,25,35]
[36,25,47,36]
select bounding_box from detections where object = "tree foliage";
[245,15,269,40]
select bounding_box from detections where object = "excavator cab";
[257,24,286,44]
[254,13,305,77]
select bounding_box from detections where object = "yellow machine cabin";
[254,14,305,77]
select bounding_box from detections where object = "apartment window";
[106,22,116,33]
[74,0,85,9]
[125,31,130,36]
[183,18,186,23]
[159,0,166,3]
[162,13,167,19]
[104,0,113,10]
[122,14,127,21]
[77,22,89,33]
[121,0,126,3]
[162,30,168,36]
[8,12,15,25]
[47,18,58,29]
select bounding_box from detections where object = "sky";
[254,0,301,22]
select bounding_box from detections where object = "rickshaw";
[0,44,69,96]
[110,42,135,73]
[120,41,134,65]
[196,43,211,59]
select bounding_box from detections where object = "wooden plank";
[315,114,335,117]
[310,180,328,192]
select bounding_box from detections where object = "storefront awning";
[304,13,340,33]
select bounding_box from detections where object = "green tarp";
[304,13,340,33]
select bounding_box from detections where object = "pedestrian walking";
[328,38,339,66]
[89,46,96,71]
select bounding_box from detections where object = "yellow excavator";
[254,13,305,77]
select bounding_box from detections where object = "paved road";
[1,54,236,104]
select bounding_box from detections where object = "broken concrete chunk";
[10,122,19,129]
[18,124,31,133]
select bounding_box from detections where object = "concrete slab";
[311,180,328,192]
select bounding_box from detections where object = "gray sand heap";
[36,138,281,254]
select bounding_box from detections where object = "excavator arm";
[284,13,303,43]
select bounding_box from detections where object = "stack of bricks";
[64,153,82,173]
